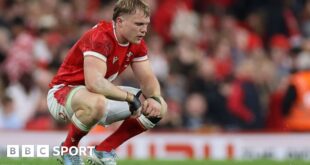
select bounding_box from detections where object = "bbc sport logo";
[7,145,95,157]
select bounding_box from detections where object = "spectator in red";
[152,0,193,43]
[227,60,264,130]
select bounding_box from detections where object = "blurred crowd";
[1,0,310,132]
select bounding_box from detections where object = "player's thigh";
[70,87,106,115]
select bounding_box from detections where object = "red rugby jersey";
[49,21,148,87]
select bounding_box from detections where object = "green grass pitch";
[0,158,309,165]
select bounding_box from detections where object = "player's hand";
[126,92,141,114]
[141,98,161,118]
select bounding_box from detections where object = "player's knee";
[91,95,106,121]
[148,99,167,124]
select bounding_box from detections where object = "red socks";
[63,123,88,147]
[96,117,146,151]
[63,117,146,151]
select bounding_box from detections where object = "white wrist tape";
[138,114,155,129]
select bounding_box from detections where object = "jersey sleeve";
[132,40,148,62]
[80,30,113,62]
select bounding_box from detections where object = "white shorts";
[47,84,140,125]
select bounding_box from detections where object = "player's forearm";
[86,76,129,101]
[140,75,161,98]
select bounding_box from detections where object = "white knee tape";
[138,114,155,129]
[71,114,91,132]
[98,99,131,126]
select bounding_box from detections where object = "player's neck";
[113,21,129,46]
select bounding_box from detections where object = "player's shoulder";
[132,39,147,50]
[77,21,115,53]
[87,20,114,42]
[130,39,148,55]
[139,39,147,47]
[96,20,113,31]
[133,39,147,49]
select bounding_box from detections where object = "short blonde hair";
[113,0,150,21]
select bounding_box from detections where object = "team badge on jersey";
[126,52,133,61]
[113,56,119,64]
[127,52,133,57]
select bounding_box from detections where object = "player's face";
[119,9,150,44]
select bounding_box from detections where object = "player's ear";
[116,17,124,25]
